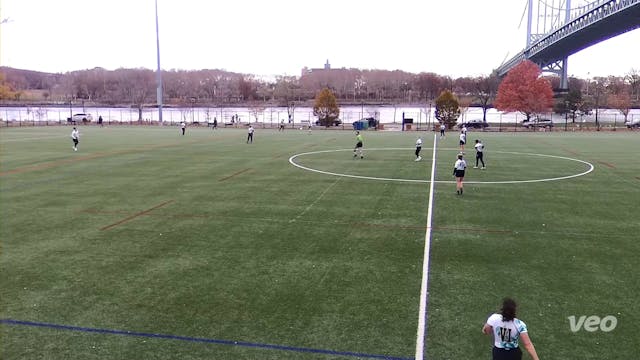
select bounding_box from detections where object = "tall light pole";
[155,0,163,124]
[586,72,590,96]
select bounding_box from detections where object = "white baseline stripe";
[415,134,438,360]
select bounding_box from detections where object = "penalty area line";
[415,133,438,360]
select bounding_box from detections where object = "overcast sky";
[1,0,638,78]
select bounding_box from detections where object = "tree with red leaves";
[495,60,554,122]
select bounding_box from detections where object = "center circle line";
[288,148,594,184]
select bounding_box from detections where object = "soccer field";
[1,126,638,359]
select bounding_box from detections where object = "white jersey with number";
[475,142,484,152]
[459,133,466,143]
[486,313,528,349]
[454,159,466,170]
[71,129,79,140]
[416,138,423,147]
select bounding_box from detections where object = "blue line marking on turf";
[0,319,413,360]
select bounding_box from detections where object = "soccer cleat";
[481,167,486,170]
[473,166,478,169]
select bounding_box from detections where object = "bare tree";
[115,69,155,121]
[625,68,640,101]
[590,78,608,130]
[248,102,265,123]
[473,73,500,123]
[608,91,632,126]
[274,75,301,122]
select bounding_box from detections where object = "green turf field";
[1,126,638,359]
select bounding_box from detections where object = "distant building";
[302,59,334,76]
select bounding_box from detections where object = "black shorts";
[72,139,79,145]
[460,140,466,146]
[355,142,363,148]
[454,169,465,178]
[492,346,522,360]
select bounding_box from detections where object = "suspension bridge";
[497,0,640,89]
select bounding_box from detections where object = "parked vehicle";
[67,113,93,123]
[315,118,342,126]
[352,117,378,130]
[522,118,553,129]
[625,118,640,128]
[458,119,488,129]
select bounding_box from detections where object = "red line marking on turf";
[100,200,174,231]
[0,152,114,176]
[82,209,131,216]
[433,226,513,234]
[351,222,425,230]
[596,160,616,169]
[351,222,512,233]
[219,168,251,181]
[0,138,212,177]
[83,209,514,234]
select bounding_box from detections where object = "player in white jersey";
[70,127,79,151]
[459,131,467,153]
[474,139,485,169]
[453,153,466,195]
[247,125,254,143]
[483,298,540,360]
[439,123,446,138]
[414,137,423,161]
[180,121,186,135]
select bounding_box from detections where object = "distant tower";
[324,59,330,70]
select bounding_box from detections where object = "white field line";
[288,149,594,184]
[290,177,340,222]
[415,134,438,360]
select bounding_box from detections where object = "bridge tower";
[527,0,572,90]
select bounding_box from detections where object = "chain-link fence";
[1,106,638,131]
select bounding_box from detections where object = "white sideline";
[415,133,438,360]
